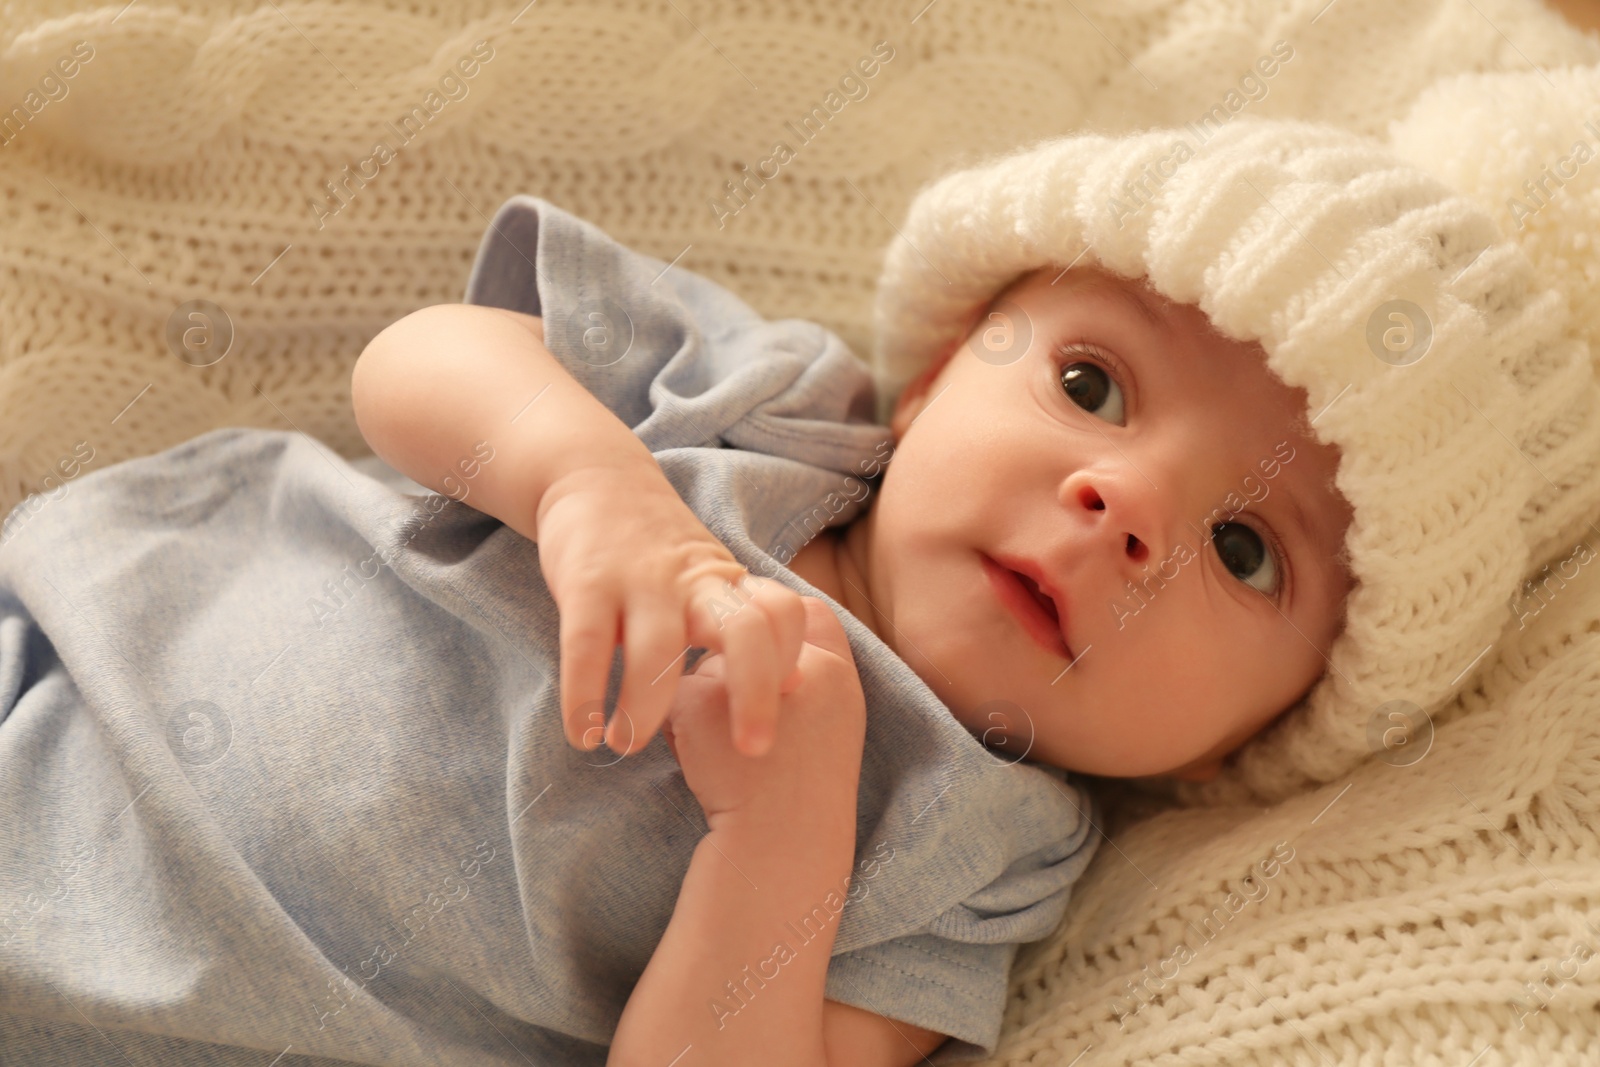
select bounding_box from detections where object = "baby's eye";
[1059,359,1126,426]
[1212,521,1281,597]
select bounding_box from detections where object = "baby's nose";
[1061,467,1176,568]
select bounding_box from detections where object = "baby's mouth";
[984,553,1074,659]
[1013,571,1059,624]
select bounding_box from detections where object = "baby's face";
[859,265,1354,781]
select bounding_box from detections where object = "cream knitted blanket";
[4,1,1600,1063]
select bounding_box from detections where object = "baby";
[11,116,1551,1067]
[351,204,1353,1063]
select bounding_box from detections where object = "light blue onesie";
[0,196,1101,1065]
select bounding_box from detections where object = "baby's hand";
[535,461,807,758]
[660,596,866,827]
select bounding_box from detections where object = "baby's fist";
[662,597,866,825]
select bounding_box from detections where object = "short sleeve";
[461,195,886,472]
[826,767,1103,1062]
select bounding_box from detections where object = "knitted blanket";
[4,1,1600,1063]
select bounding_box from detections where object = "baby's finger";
[719,605,780,757]
[746,578,808,695]
[779,666,804,694]
[607,596,685,757]
[557,591,621,751]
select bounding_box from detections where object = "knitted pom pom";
[1390,64,1600,376]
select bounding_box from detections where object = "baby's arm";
[609,601,949,1067]
[351,303,654,543]
[613,816,950,1067]
[352,303,808,757]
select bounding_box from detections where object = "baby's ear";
[889,342,959,437]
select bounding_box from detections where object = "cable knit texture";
[5,1,1600,1064]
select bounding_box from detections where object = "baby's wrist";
[706,791,856,855]
[534,452,673,532]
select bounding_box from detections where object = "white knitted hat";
[870,117,1600,807]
